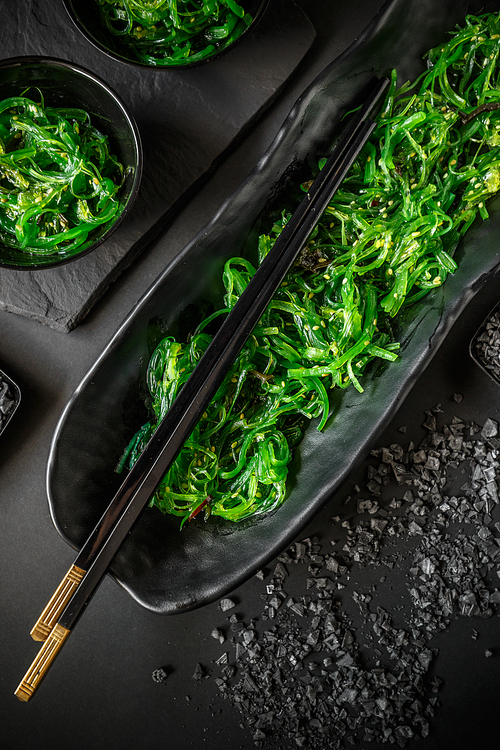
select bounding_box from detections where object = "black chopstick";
[15,76,389,702]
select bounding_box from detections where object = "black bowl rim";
[0,54,143,271]
[62,0,270,71]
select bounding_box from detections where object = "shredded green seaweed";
[0,93,124,257]
[96,0,253,66]
[119,11,500,525]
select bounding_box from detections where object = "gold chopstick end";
[15,623,71,702]
[30,622,52,642]
[30,564,85,641]
[14,684,32,703]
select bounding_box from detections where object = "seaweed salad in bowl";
[47,0,500,613]
[64,0,269,69]
[0,57,141,269]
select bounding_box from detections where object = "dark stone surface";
[0,0,315,331]
[10,3,500,750]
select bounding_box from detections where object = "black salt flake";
[152,667,168,684]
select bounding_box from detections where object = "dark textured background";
[0,2,499,749]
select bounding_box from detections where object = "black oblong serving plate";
[47,0,500,614]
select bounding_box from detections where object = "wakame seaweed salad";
[96,0,254,66]
[118,12,500,527]
[0,94,125,257]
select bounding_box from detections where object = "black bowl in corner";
[0,56,142,270]
[63,0,269,70]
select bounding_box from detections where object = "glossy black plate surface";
[47,0,500,613]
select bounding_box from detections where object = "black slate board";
[0,0,315,331]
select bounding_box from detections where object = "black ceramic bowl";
[47,0,500,615]
[63,0,269,70]
[0,56,142,270]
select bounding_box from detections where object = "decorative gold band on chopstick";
[30,564,86,642]
[15,623,71,702]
